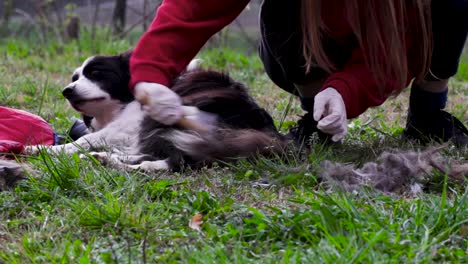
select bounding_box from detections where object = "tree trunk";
[142,0,148,30]
[66,16,80,41]
[113,0,127,34]
[0,0,13,36]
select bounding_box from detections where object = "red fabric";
[0,140,23,154]
[322,48,412,118]
[0,107,55,155]
[130,0,418,118]
[319,1,415,118]
[130,0,250,88]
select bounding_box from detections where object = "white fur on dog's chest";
[97,101,145,151]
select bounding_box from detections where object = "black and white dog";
[27,52,285,171]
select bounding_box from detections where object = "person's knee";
[433,0,468,11]
[429,0,467,80]
[430,67,460,81]
[413,78,449,93]
[445,0,468,10]
[294,78,327,98]
[259,41,297,94]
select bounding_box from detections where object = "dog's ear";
[119,49,133,64]
[118,50,132,76]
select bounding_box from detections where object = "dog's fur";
[27,52,285,171]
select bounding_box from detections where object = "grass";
[0,31,467,263]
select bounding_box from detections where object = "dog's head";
[62,51,133,117]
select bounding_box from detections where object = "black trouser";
[428,0,468,80]
[259,0,468,94]
[258,0,351,95]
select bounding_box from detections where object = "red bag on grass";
[0,106,55,155]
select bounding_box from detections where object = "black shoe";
[67,120,90,141]
[403,110,468,146]
[286,112,334,146]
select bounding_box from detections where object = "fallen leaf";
[460,225,468,237]
[189,213,203,231]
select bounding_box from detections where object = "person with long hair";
[130,0,467,146]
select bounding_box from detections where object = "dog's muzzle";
[62,85,75,99]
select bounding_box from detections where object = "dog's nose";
[62,86,75,98]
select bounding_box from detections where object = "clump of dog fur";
[320,145,467,194]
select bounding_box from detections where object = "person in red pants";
[130,0,467,146]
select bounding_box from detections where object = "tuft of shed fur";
[320,146,467,194]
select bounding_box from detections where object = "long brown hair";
[301,0,432,95]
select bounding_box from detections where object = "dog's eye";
[91,70,100,77]
[72,74,78,82]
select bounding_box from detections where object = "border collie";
[26,52,285,171]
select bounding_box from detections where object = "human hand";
[134,82,183,125]
[313,87,347,142]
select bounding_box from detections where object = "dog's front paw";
[24,145,74,156]
[24,145,44,155]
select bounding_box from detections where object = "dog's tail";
[166,128,287,163]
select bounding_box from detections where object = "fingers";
[332,129,347,142]
[135,82,183,125]
[317,114,343,133]
[317,115,347,142]
[181,106,200,116]
[142,104,182,125]
[313,95,327,122]
[312,87,348,142]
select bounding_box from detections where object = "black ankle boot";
[403,109,468,146]
[403,85,467,146]
[67,120,90,141]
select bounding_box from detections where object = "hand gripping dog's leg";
[179,106,218,132]
[136,88,217,133]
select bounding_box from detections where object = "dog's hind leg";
[80,152,170,172]
[81,152,155,167]
[126,159,170,171]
